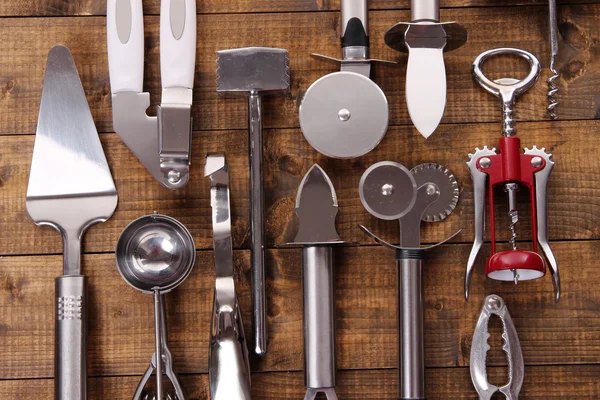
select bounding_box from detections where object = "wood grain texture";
[0,366,598,399]
[1,120,598,256]
[1,243,598,379]
[2,0,597,17]
[1,1,599,398]
[1,5,600,135]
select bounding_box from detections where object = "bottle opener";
[465,48,560,302]
[360,162,460,399]
[299,0,395,159]
[107,0,196,189]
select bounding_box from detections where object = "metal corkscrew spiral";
[547,0,560,119]
[505,183,521,284]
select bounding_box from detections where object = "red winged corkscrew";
[465,48,560,302]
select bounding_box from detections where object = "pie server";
[26,45,118,400]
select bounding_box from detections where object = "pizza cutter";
[360,162,460,400]
[299,0,394,159]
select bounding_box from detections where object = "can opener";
[360,162,460,399]
[465,48,560,302]
[107,0,196,189]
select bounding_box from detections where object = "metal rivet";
[381,183,394,196]
[168,170,181,184]
[531,156,543,168]
[338,108,351,122]
[485,296,502,311]
[479,157,491,168]
[426,184,437,196]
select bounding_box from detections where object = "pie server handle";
[55,276,87,400]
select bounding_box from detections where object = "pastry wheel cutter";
[360,162,460,399]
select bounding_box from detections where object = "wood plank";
[1,120,599,256]
[1,5,599,135]
[1,242,598,379]
[1,0,592,17]
[1,365,598,399]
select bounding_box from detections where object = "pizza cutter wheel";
[299,71,389,159]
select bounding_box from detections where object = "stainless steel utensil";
[216,47,291,356]
[384,0,467,138]
[547,0,560,119]
[299,0,394,159]
[205,154,252,400]
[116,213,196,400]
[287,164,345,400]
[107,0,196,189]
[26,45,118,400]
[360,162,460,400]
[466,48,560,302]
[470,295,524,400]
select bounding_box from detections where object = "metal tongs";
[471,295,524,400]
[107,0,196,189]
[205,154,252,400]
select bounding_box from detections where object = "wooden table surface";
[1,1,600,399]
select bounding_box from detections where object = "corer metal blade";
[293,164,342,244]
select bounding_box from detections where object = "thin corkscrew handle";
[472,48,541,137]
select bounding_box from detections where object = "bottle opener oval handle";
[472,47,541,103]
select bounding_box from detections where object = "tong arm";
[209,277,252,400]
[206,154,252,400]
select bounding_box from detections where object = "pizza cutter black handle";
[341,0,369,48]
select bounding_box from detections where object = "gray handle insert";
[55,275,87,400]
